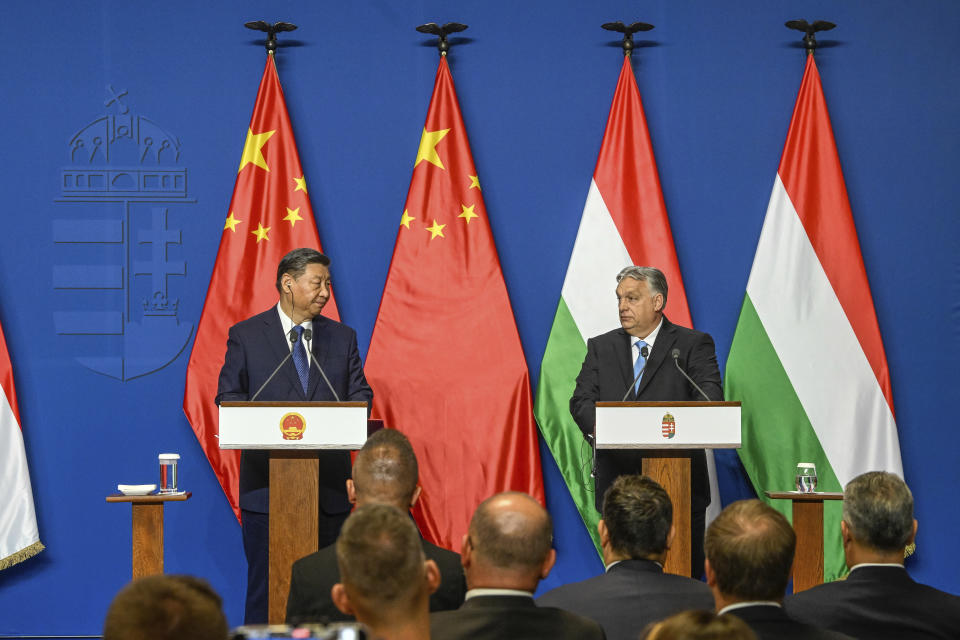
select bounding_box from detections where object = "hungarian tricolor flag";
[534,56,699,552]
[725,53,902,581]
[183,54,337,519]
[364,56,544,550]
[0,321,43,570]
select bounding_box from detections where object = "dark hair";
[336,504,425,610]
[704,499,795,601]
[843,471,914,551]
[642,610,757,640]
[602,475,672,558]
[469,492,552,572]
[275,248,330,293]
[103,575,227,640]
[353,428,419,507]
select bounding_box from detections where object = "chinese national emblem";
[661,412,676,439]
[280,412,306,440]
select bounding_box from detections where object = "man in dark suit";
[431,492,606,640]
[570,265,721,576]
[705,500,852,640]
[286,428,465,624]
[784,471,960,639]
[216,247,373,624]
[331,504,438,640]
[537,475,713,639]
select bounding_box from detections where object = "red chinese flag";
[183,55,338,519]
[364,57,544,550]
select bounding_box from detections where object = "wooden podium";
[595,401,741,577]
[219,401,368,623]
[766,490,844,592]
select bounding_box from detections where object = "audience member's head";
[841,470,916,566]
[642,610,758,640]
[462,492,555,592]
[348,428,420,510]
[600,474,674,564]
[704,499,795,607]
[332,504,439,639]
[103,574,227,640]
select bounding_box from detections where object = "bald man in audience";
[103,574,227,640]
[332,504,438,640]
[286,428,465,624]
[431,492,606,640]
[785,471,960,639]
[537,475,713,639]
[704,500,852,640]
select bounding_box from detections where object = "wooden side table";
[766,491,843,592]
[106,492,192,578]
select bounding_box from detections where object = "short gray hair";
[616,266,668,307]
[842,471,914,552]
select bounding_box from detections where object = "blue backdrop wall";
[1,0,957,634]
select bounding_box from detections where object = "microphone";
[250,329,298,401]
[621,345,650,401]
[302,328,341,402]
[671,348,712,401]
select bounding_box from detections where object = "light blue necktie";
[633,340,648,395]
[292,325,310,394]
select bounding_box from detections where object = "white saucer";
[117,484,157,496]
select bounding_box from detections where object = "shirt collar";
[718,601,782,615]
[849,562,906,572]
[465,588,534,600]
[276,303,313,345]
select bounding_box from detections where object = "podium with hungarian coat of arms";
[218,401,369,623]
[595,401,741,577]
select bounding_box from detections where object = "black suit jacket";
[285,536,466,624]
[727,604,854,640]
[570,317,722,507]
[216,307,373,514]
[536,559,714,640]
[784,565,960,640]
[430,594,606,640]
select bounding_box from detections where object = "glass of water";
[796,462,817,493]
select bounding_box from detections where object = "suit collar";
[620,316,677,398]
[462,593,536,609]
[846,564,913,584]
[259,307,307,399]
[721,602,786,622]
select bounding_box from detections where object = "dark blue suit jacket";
[216,307,373,514]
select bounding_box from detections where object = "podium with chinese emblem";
[595,401,741,577]
[219,401,369,623]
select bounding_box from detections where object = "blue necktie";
[292,325,310,394]
[633,340,648,395]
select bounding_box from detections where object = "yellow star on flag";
[469,175,481,190]
[293,175,308,193]
[238,128,276,173]
[224,211,242,232]
[426,219,446,240]
[251,222,270,243]
[283,207,303,227]
[458,204,479,224]
[400,209,415,229]
[415,128,451,170]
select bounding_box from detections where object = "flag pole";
[415,22,469,56]
[784,19,836,56]
[244,20,298,54]
[601,20,654,58]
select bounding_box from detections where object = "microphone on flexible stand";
[250,329,298,401]
[303,328,341,401]
[671,348,712,401]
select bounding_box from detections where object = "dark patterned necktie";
[292,325,309,394]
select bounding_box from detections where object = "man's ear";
[597,520,610,549]
[460,533,472,569]
[424,559,441,595]
[840,520,853,546]
[703,558,716,588]
[331,583,355,616]
[410,485,423,509]
[666,523,676,550]
[540,548,557,580]
[908,519,918,545]
[346,479,357,505]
